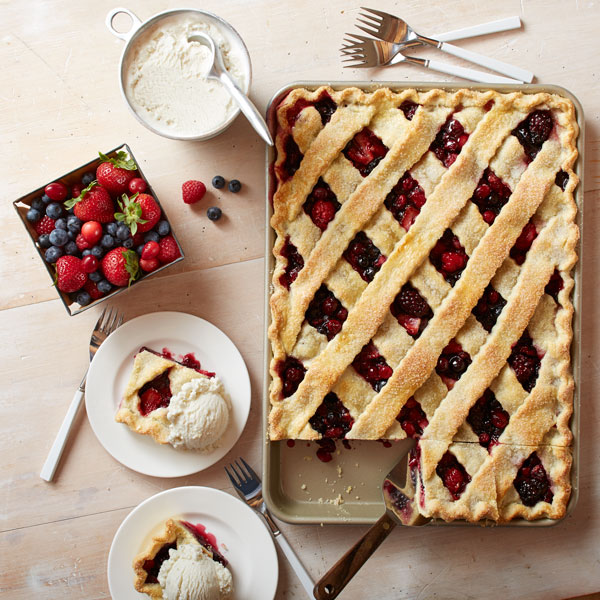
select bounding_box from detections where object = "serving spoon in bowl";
[188,32,273,146]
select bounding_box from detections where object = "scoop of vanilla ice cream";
[158,544,233,600]
[167,376,230,451]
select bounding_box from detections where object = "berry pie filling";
[513,109,554,161]
[277,135,304,181]
[141,346,214,377]
[143,542,176,584]
[390,283,433,338]
[309,392,354,439]
[343,128,389,176]
[513,452,554,506]
[471,168,512,224]
[286,90,337,126]
[436,451,471,500]
[472,285,507,332]
[430,229,468,286]
[278,356,306,398]
[508,331,544,392]
[303,178,341,231]
[510,220,538,265]
[396,397,428,438]
[466,389,510,450]
[545,269,564,302]
[382,480,414,522]
[384,172,427,231]
[180,521,228,566]
[436,340,472,389]
[138,370,172,416]
[555,170,569,191]
[430,117,469,168]
[343,231,386,282]
[399,100,419,120]
[352,341,394,392]
[305,285,348,340]
[279,236,304,289]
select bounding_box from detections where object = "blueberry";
[55,218,67,230]
[45,246,63,263]
[91,245,104,258]
[116,224,130,241]
[144,231,160,243]
[67,230,77,241]
[97,279,112,294]
[76,291,92,306]
[49,228,69,247]
[26,208,41,223]
[46,203,63,219]
[156,220,170,236]
[106,222,118,236]
[212,175,225,189]
[81,171,95,186]
[101,234,115,249]
[64,241,78,255]
[123,238,134,249]
[207,206,222,221]
[41,193,52,204]
[228,179,242,193]
[89,270,102,282]
[31,197,45,211]
[136,244,145,256]
[67,216,82,233]
[38,234,51,249]
[66,206,75,215]
[82,249,92,257]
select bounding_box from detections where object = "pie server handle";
[313,510,397,599]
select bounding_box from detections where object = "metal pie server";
[313,439,430,599]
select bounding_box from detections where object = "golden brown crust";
[267,86,579,522]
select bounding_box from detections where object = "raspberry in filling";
[513,452,554,506]
[396,397,428,438]
[390,283,433,338]
[277,135,303,181]
[279,237,304,289]
[399,100,419,120]
[309,392,354,439]
[430,117,469,168]
[467,389,510,450]
[471,168,511,224]
[513,110,553,161]
[343,128,388,176]
[138,370,172,416]
[508,331,543,392]
[545,269,564,302]
[286,91,337,126]
[510,220,538,265]
[555,170,569,191]
[436,452,471,500]
[352,341,393,392]
[278,356,306,398]
[430,229,468,286]
[436,340,471,389]
[143,542,176,584]
[384,172,427,231]
[343,231,386,282]
[303,178,341,231]
[472,285,507,332]
[305,285,348,340]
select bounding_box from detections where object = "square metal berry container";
[13,143,184,315]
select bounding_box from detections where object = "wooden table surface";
[2,0,599,598]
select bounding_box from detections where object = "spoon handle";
[218,73,273,146]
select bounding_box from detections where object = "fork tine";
[100,307,113,333]
[239,457,259,481]
[356,15,380,27]
[355,24,379,37]
[104,308,119,334]
[360,6,390,19]
[344,32,371,43]
[225,465,241,487]
[94,307,108,332]
[230,460,246,483]
[341,58,365,66]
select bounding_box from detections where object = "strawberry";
[158,235,181,264]
[34,215,56,236]
[55,256,87,293]
[102,247,140,287]
[96,151,137,195]
[115,192,161,234]
[65,181,115,223]
[182,180,206,204]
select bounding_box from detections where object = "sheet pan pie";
[268,86,579,522]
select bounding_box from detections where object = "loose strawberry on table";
[96,151,137,195]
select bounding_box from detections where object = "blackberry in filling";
[309,392,354,439]
[286,90,337,126]
[278,356,306,398]
[305,285,348,340]
[514,452,554,506]
[399,100,419,120]
[143,542,176,584]
[545,269,564,302]
[555,170,569,191]
[510,220,538,265]
[396,397,428,438]
[303,178,341,231]
[352,341,393,392]
[343,128,388,176]
[471,168,511,224]
[436,340,471,389]
[472,285,506,332]
[279,237,304,289]
[436,452,471,500]
[384,172,427,231]
[508,331,543,392]
[513,110,553,161]
[343,231,386,282]
[430,117,469,168]
[430,229,468,286]
[277,135,303,180]
[390,283,433,338]
[467,389,510,449]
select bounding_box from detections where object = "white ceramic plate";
[86,311,251,477]
[108,486,278,599]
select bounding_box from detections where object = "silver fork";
[226,458,315,598]
[341,34,520,84]
[40,307,124,482]
[355,7,534,82]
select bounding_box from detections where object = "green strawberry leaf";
[114,193,148,236]
[122,249,140,286]
[99,150,137,171]
[64,180,97,209]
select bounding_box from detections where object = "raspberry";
[182,180,207,204]
[34,216,56,236]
